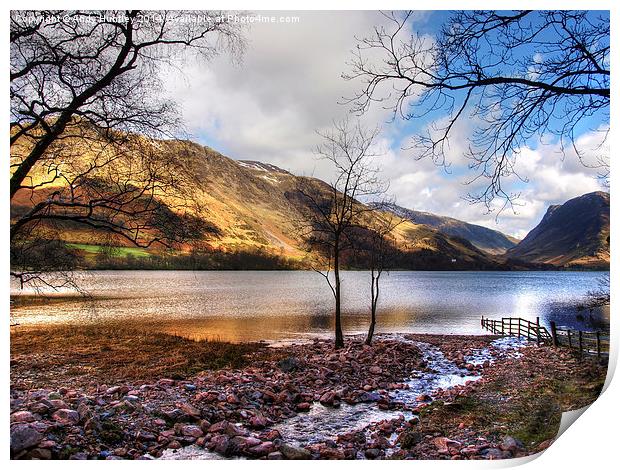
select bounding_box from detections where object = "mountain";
[11,133,502,270]
[506,192,610,269]
[373,202,519,255]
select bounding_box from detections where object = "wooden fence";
[481,316,609,358]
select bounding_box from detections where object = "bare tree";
[295,119,385,349]
[10,10,245,286]
[585,274,610,310]
[345,10,609,211]
[361,207,405,345]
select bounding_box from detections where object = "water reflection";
[10,270,609,342]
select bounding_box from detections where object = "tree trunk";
[366,271,377,345]
[334,244,344,349]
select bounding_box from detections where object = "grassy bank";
[11,324,266,389]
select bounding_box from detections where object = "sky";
[164,11,609,239]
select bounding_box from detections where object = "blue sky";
[166,11,609,238]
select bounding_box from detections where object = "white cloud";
[163,12,608,240]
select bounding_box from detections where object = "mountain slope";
[374,202,519,254]
[11,134,502,270]
[506,192,610,268]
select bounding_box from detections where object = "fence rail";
[481,316,609,358]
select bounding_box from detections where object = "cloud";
[164,11,608,239]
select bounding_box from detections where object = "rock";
[249,414,268,429]
[210,435,231,456]
[52,409,80,425]
[278,357,301,372]
[248,441,275,457]
[365,448,381,459]
[29,403,50,415]
[432,437,461,454]
[359,391,381,402]
[319,391,339,407]
[106,386,121,395]
[280,443,312,460]
[11,411,35,423]
[77,402,92,420]
[319,448,345,459]
[158,379,175,386]
[181,425,203,438]
[267,451,283,460]
[500,436,524,453]
[296,402,311,412]
[10,424,43,454]
[48,399,67,410]
[28,448,52,459]
[369,366,383,374]
[208,420,229,433]
[416,394,431,402]
[481,447,512,460]
[178,402,201,418]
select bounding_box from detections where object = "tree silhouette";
[345,10,609,211]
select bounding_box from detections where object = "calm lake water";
[10,270,609,342]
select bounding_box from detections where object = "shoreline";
[11,326,607,460]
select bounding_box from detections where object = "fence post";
[550,321,558,347]
[596,331,601,358]
[567,330,572,349]
[481,315,484,328]
[501,320,505,335]
[578,330,583,356]
[536,317,540,345]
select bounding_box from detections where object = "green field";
[66,243,152,258]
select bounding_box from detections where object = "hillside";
[11,132,502,270]
[505,192,610,269]
[374,202,519,254]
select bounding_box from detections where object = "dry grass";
[10,323,264,389]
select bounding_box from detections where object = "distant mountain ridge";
[373,202,519,255]
[506,191,610,269]
[11,132,504,270]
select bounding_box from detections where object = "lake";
[10,270,609,342]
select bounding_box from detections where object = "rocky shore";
[10,332,607,460]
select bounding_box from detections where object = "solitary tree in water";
[361,209,404,345]
[10,10,245,289]
[296,119,385,349]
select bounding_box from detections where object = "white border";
[3,1,617,468]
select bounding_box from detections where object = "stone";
[278,357,301,372]
[481,447,512,460]
[319,448,345,459]
[296,402,311,412]
[52,409,80,425]
[359,391,381,402]
[280,443,312,460]
[181,425,204,438]
[11,411,35,423]
[319,391,339,407]
[29,448,52,459]
[10,424,43,454]
[432,437,461,454]
[267,451,283,460]
[365,448,381,459]
[369,366,383,374]
[500,436,524,453]
[249,414,268,429]
[211,435,231,456]
[178,402,201,418]
[247,441,274,457]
